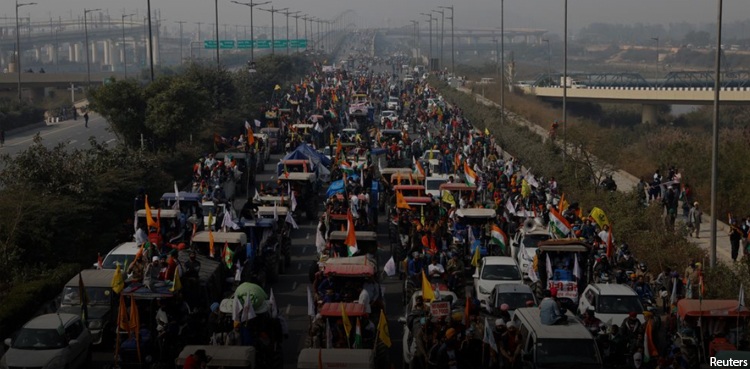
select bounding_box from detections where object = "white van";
[512,307,603,369]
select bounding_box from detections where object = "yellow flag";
[377,309,392,347]
[421,271,435,301]
[521,179,531,199]
[589,207,610,228]
[144,195,156,229]
[170,267,182,292]
[396,191,411,210]
[341,303,352,339]
[558,193,569,213]
[274,84,281,91]
[209,229,215,258]
[111,263,125,294]
[485,128,490,136]
[442,190,456,206]
[471,243,480,267]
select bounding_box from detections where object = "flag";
[463,296,471,326]
[377,309,392,347]
[284,163,290,178]
[442,190,456,206]
[242,293,257,321]
[699,273,705,301]
[396,191,411,210]
[483,317,498,352]
[208,229,215,258]
[169,263,182,292]
[291,190,298,212]
[506,198,516,215]
[740,284,746,311]
[643,318,658,363]
[589,207,610,228]
[558,193,569,213]
[269,288,278,318]
[78,273,88,325]
[521,179,531,198]
[286,211,299,229]
[573,254,581,280]
[421,271,435,301]
[413,156,426,177]
[207,212,214,231]
[384,256,397,277]
[490,225,508,254]
[339,162,355,175]
[353,318,362,348]
[548,207,572,238]
[606,226,614,259]
[485,128,490,136]
[222,241,234,269]
[546,254,553,278]
[117,293,129,332]
[326,320,333,348]
[112,263,125,294]
[97,253,103,270]
[144,195,157,229]
[341,303,352,339]
[471,241,481,267]
[247,126,256,146]
[335,138,343,158]
[273,204,279,221]
[173,182,181,210]
[463,162,478,186]
[222,208,239,230]
[345,210,358,256]
[129,296,142,363]
[670,277,678,310]
[307,286,316,317]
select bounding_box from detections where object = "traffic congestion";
[4,30,747,369]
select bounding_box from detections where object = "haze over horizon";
[1,0,748,37]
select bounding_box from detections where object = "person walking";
[83,111,89,128]
[0,129,5,147]
[688,202,702,238]
[730,220,743,262]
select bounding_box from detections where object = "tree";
[89,79,149,149]
[145,77,210,150]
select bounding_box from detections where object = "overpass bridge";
[519,71,750,123]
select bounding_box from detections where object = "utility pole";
[231,1,271,63]
[122,13,136,77]
[420,13,432,68]
[16,1,37,102]
[563,0,568,166]
[259,6,287,55]
[439,5,454,74]
[409,20,419,62]
[214,0,220,70]
[709,0,723,268]
[282,10,299,55]
[84,8,101,88]
[293,13,302,53]
[500,0,505,128]
[146,0,155,81]
[176,20,187,64]
[651,37,659,80]
[195,22,203,59]
[432,9,444,70]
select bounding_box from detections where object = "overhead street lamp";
[499,0,505,128]
[409,20,419,61]
[438,5,454,74]
[146,0,155,81]
[542,38,551,82]
[214,0,221,70]
[231,1,271,62]
[121,13,136,78]
[492,38,499,77]
[432,9,444,70]
[281,10,300,55]
[419,12,433,68]
[562,0,568,167]
[259,6,287,55]
[709,0,724,268]
[84,8,101,88]
[15,0,37,102]
[293,12,302,54]
[651,36,659,80]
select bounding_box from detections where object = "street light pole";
[15,1,36,102]
[259,6,287,55]
[492,39,499,78]
[709,0,723,268]
[231,1,271,63]
[146,0,155,81]
[214,0,220,69]
[439,5,454,74]
[432,9,444,70]
[282,10,299,55]
[84,8,101,88]
[293,13,301,53]
[542,38,550,83]
[176,20,187,64]
[122,13,136,77]
[562,0,568,167]
[409,20,418,61]
[195,22,202,59]
[651,37,659,80]
[420,13,432,69]
[500,0,504,128]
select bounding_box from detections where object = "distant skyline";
[1,0,748,37]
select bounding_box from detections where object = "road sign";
[273,40,288,48]
[289,39,308,48]
[255,40,270,49]
[220,40,235,49]
[237,40,253,49]
[204,40,217,49]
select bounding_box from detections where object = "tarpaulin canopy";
[677,299,750,318]
[282,143,332,168]
[327,180,346,198]
[233,282,268,310]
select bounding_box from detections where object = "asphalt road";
[1,113,117,157]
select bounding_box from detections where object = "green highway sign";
[237,40,253,49]
[289,39,308,48]
[255,40,270,49]
[204,40,217,49]
[273,40,288,48]
[206,39,306,49]
[220,40,235,49]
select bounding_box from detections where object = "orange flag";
[396,191,411,210]
[209,229,215,257]
[247,127,255,146]
[144,195,156,229]
[345,210,357,248]
[117,293,129,331]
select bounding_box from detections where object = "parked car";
[473,256,523,305]
[2,313,93,369]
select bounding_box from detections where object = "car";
[58,269,117,345]
[2,313,93,369]
[485,283,537,318]
[510,219,551,279]
[473,256,523,305]
[94,241,141,269]
[342,128,358,141]
[380,110,398,125]
[578,283,645,326]
[425,174,450,198]
[386,96,401,111]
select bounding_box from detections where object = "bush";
[0,98,45,131]
[0,263,79,338]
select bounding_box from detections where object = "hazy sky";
[1,0,748,37]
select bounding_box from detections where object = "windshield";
[102,254,133,269]
[494,292,535,310]
[62,286,111,306]
[535,339,600,365]
[481,264,521,281]
[13,328,67,350]
[522,234,551,249]
[426,179,447,190]
[382,111,396,117]
[202,205,217,216]
[598,295,644,314]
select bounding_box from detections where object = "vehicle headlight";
[89,319,103,330]
[479,286,490,295]
[44,355,68,369]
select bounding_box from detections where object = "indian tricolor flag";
[463,162,478,186]
[490,225,508,254]
[549,207,572,238]
[413,156,426,177]
[340,162,355,175]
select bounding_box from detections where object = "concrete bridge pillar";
[34,47,41,63]
[90,41,98,65]
[68,44,74,62]
[48,44,57,64]
[74,43,82,63]
[103,40,111,66]
[642,104,658,124]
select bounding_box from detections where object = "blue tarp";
[277,144,332,176]
[326,180,346,198]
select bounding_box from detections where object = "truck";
[560,76,586,89]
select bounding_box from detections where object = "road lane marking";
[68,140,77,144]
[302,246,307,254]
[106,138,116,143]
[297,263,302,270]
[305,233,310,239]
[9,121,85,147]
[292,282,297,291]
[285,304,291,315]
